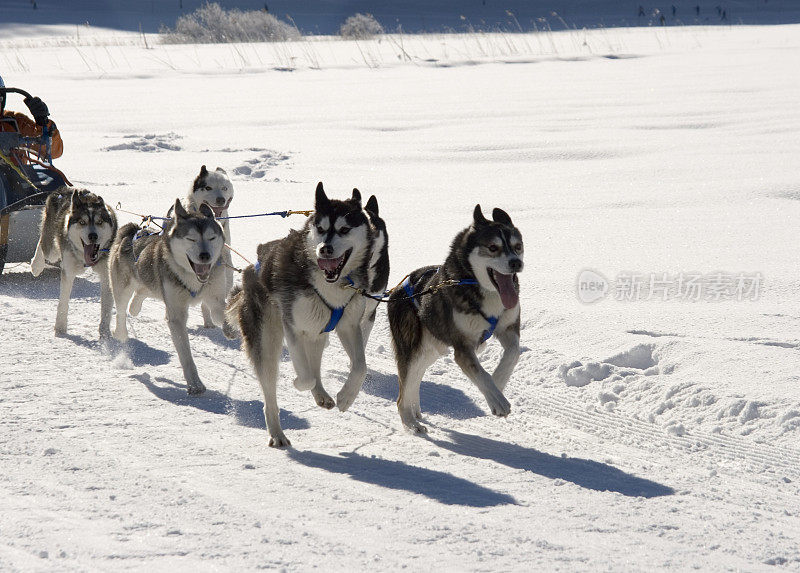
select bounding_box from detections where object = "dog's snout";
[215,197,226,205]
[88,232,98,243]
[319,244,334,258]
[509,258,523,272]
[199,252,211,262]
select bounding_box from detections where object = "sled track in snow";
[531,385,800,478]
[361,346,800,477]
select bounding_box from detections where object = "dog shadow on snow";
[0,268,98,300]
[131,373,308,431]
[428,430,675,499]
[59,334,173,368]
[362,370,486,420]
[288,449,517,507]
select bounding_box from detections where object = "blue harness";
[253,261,352,333]
[402,269,498,344]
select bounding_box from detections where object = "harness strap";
[322,306,345,333]
[402,268,440,310]
[480,315,499,343]
[317,276,355,333]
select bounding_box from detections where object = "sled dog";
[109,200,225,395]
[387,205,524,433]
[178,165,234,328]
[360,194,389,348]
[225,182,374,447]
[30,188,118,338]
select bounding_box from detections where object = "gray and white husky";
[387,205,524,433]
[360,194,389,348]
[225,182,374,447]
[109,200,226,395]
[181,165,234,328]
[30,188,118,338]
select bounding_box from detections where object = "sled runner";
[0,86,69,275]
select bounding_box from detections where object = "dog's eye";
[316,225,325,234]
[488,244,499,253]
[339,227,350,236]
[186,238,197,243]
[514,244,523,253]
[222,187,228,191]
[80,220,88,226]
[205,186,213,191]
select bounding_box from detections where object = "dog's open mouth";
[203,200,230,218]
[188,256,212,283]
[488,268,519,309]
[82,241,100,267]
[317,248,351,283]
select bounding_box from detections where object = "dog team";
[28,167,525,447]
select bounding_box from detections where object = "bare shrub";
[339,13,384,39]
[160,2,299,44]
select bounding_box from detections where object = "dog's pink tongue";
[318,256,342,272]
[493,271,518,309]
[193,263,211,278]
[83,244,98,266]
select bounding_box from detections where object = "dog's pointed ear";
[215,167,227,174]
[70,189,82,209]
[173,199,188,220]
[365,195,379,216]
[473,204,489,227]
[351,188,362,205]
[492,207,512,226]
[315,182,329,211]
[199,165,208,177]
[199,203,215,219]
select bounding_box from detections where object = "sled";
[0,86,69,275]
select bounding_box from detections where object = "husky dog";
[109,200,225,395]
[183,165,234,328]
[388,205,524,433]
[30,188,118,338]
[360,194,389,348]
[226,182,373,447]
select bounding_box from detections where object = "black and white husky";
[109,200,226,395]
[387,205,524,433]
[182,165,234,328]
[30,188,118,338]
[225,182,374,447]
[360,194,389,348]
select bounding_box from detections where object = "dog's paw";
[30,257,45,277]
[336,388,358,412]
[313,390,335,410]
[293,376,315,392]
[269,434,291,448]
[405,420,428,434]
[187,381,207,396]
[487,393,511,417]
[54,324,67,337]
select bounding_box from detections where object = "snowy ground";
[2,18,800,572]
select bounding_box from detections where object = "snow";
[2,4,800,571]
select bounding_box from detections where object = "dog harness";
[253,261,355,334]
[401,268,497,344]
[318,276,355,333]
